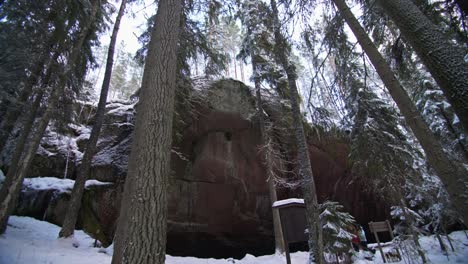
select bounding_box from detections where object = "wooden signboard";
[272,199,308,264]
[368,220,401,263]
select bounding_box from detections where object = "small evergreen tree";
[320,201,355,257]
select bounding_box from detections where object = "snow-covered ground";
[1,216,467,264]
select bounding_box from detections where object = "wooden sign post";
[368,220,401,263]
[272,199,308,264]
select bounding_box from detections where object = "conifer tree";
[331,0,468,226]
[269,0,324,262]
[238,0,285,253]
[374,0,468,134]
[0,0,105,234]
[320,201,355,257]
[0,0,77,153]
[59,0,129,239]
[111,0,182,262]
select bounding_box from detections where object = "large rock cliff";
[7,78,389,258]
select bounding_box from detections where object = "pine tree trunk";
[234,53,238,79]
[0,20,67,154]
[59,0,128,238]
[0,53,49,153]
[269,0,324,262]
[1,50,58,179]
[286,65,324,264]
[332,0,468,225]
[375,0,468,133]
[252,59,285,254]
[0,89,45,222]
[240,61,245,82]
[110,0,182,263]
[0,52,58,231]
[0,0,100,234]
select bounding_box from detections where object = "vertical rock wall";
[11,78,390,258]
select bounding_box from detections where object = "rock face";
[306,136,390,225]
[11,78,390,258]
[166,80,274,257]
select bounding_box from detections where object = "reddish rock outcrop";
[307,136,390,224]
[14,78,389,258]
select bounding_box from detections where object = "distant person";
[358,225,368,248]
[358,225,375,253]
[350,225,361,251]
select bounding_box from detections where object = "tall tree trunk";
[111,0,182,263]
[269,0,324,263]
[59,0,128,239]
[0,52,58,231]
[0,19,68,154]
[0,51,50,153]
[0,0,100,234]
[234,53,238,79]
[1,49,59,177]
[0,88,45,212]
[332,0,468,225]
[240,60,245,82]
[375,0,468,133]
[251,59,285,254]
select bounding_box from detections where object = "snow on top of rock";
[191,76,215,92]
[106,101,136,116]
[23,177,74,192]
[40,125,88,163]
[272,198,304,207]
[23,177,113,193]
[75,99,97,107]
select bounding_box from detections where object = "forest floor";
[0,216,467,264]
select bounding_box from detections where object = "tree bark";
[332,0,468,225]
[0,52,57,231]
[375,0,468,133]
[0,52,49,153]
[110,0,182,263]
[252,59,285,254]
[59,0,128,239]
[269,0,324,262]
[1,50,59,179]
[0,19,67,154]
[0,0,100,234]
[0,89,45,218]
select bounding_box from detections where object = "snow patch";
[23,177,113,193]
[272,198,304,207]
[1,216,468,264]
[106,102,136,115]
